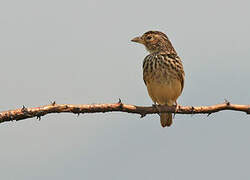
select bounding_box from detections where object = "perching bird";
[131,31,185,127]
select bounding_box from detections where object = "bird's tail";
[160,113,172,127]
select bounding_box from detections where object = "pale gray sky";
[0,0,250,179]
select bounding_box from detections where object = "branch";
[0,100,249,124]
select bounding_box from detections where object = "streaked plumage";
[132,31,185,127]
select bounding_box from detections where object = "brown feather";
[132,30,185,127]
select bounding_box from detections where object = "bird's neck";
[147,43,177,55]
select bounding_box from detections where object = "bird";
[131,31,185,127]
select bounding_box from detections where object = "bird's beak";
[131,36,144,44]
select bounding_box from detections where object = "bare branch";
[0,101,249,124]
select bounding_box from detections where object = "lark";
[132,31,185,127]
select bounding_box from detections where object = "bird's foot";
[152,103,161,116]
[173,101,180,119]
[152,102,157,107]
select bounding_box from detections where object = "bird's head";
[131,31,176,54]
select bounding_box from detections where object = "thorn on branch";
[21,105,30,116]
[21,105,27,112]
[190,106,195,117]
[9,114,14,121]
[224,99,230,106]
[35,112,44,121]
[71,107,81,114]
[207,113,212,117]
[191,106,195,112]
[117,98,123,108]
[51,101,56,106]
[140,113,147,118]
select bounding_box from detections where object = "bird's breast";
[143,54,183,105]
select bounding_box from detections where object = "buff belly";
[145,78,182,106]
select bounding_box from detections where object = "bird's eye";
[146,36,152,40]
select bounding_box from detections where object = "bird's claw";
[173,103,180,119]
[152,103,161,116]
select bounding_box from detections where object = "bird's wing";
[142,54,155,85]
[174,56,185,92]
